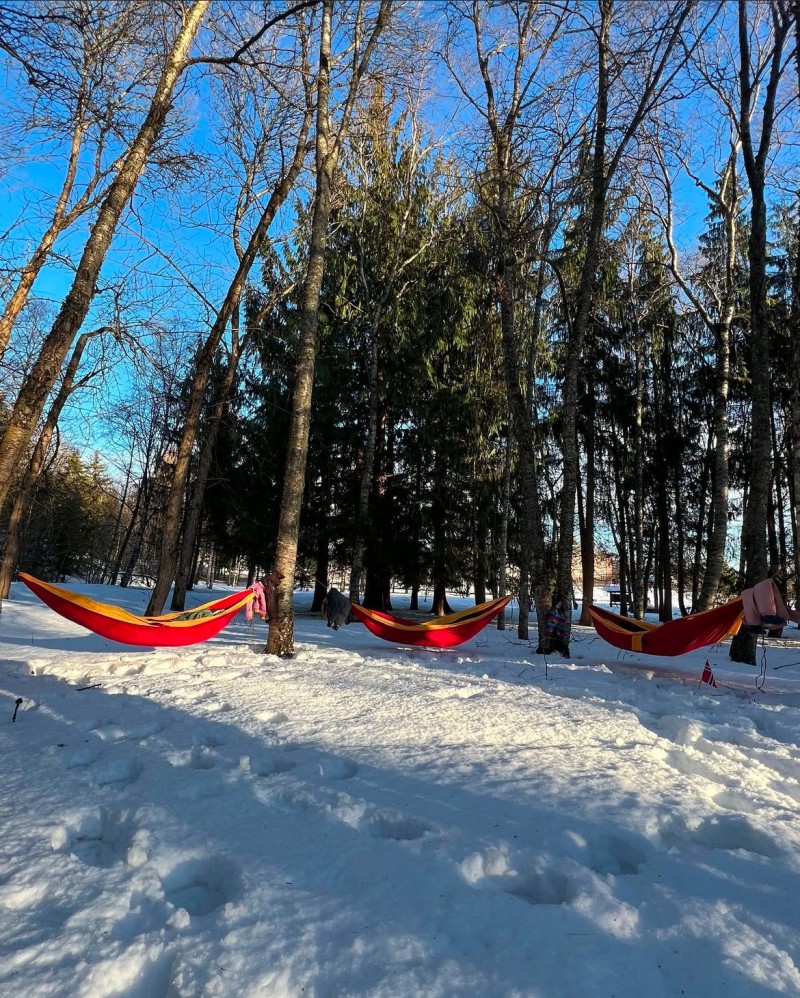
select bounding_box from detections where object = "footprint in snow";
[64,744,103,769]
[365,812,431,842]
[52,808,136,868]
[90,757,143,789]
[657,811,780,858]
[335,798,432,841]
[430,687,482,700]
[191,730,225,749]
[691,813,781,858]
[775,780,800,804]
[201,700,231,714]
[318,757,359,780]
[243,752,296,777]
[503,868,579,907]
[662,747,725,785]
[587,833,648,877]
[461,847,578,906]
[713,789,760,814]
[256,711,290,725]
[186,746,217,770]
[161,856,241,917]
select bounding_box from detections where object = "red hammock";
[20,573,254,647]
[589,600,744,657]
[349,595,512,648]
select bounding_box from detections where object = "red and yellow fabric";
[20,573,254,648]
[589,600,744,657]
[348,595,512,648]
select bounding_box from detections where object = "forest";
[0,0,798,662]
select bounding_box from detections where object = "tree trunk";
[497,254,540,642]
[310,526,329,613]
[695,322,732,611]
[146,87,312,615]
[267,0,390,655]
[578,355,596,625]
[170,336,243,611]
[267,0,335,655]
[632,338,646,619]
[432,581,453,617]
[473,509,487,606]
[496,429,512,630]
[556,1,610,643]
[348,331,379,603]
[0,1,209,513]
[730,0,789,663]
[792,1,800,606]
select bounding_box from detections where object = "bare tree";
[730,0,793,663]
[555,0,703,646]
[267,0,393,656]
[0,0,210,513]
[0,1,162,362]
[0,0,316,517]
[145,7,316,616]
[792,0,800,604]
[653,134,743,613]
[444,0,573,641]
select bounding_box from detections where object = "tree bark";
[791,0,800,606]
[170,337,243,611]
[578,353,596,625]
[557,0,694,642]
[557,0,611,641]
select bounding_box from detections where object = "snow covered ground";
[2,580,800,998]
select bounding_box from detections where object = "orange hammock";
[20,573,254,647]
[589,600,744,657]
[348,595,512,648]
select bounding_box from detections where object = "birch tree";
[652,134,744,612]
